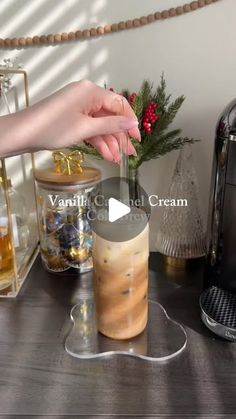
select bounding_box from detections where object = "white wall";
[0,0,235,249]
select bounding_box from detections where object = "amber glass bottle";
[0,175,14,290]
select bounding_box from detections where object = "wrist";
[0,112,33,157]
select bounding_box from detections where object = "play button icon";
[91,177,151,242]
[108,198,130,223]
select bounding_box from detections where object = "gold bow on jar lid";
[52,150,84,175]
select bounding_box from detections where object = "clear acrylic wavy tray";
[65,295,187,362]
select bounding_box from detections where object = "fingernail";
[135,133,141,142]
[128,147,137,157]
[120,119,139,131]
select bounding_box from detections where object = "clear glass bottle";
[7,179,30,252]
[0,177,14,290]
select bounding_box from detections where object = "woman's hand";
[0,80,141,161]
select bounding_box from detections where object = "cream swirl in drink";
[93,218,149,340]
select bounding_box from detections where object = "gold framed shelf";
[0,65,39,297]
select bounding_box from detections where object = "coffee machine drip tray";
[200,286,236,341]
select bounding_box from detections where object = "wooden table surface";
[0,253,235,418]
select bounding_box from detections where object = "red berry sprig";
[142,101,159,134]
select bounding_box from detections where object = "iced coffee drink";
[93,219,149,340]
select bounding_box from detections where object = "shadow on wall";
[0,0,111,99]
[0,0,181,97]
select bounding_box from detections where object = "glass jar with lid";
[34,158,101,274]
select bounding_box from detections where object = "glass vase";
[156,146,206,259]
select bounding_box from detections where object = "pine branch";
[158,129,183,143]
[133,94,143,121]
[140,129,181,160]
[132,80,153,120]
[154,74,168,109]
[138,136,196,166]
[138,134,195,165]
[140,80,153,108]
[156,137,196,156]
[152,95,185,137]
[166,96,185,124]
[70,76,198,170]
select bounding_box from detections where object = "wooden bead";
[198,0,205,7]
[111,23,118,32]
[161,10,169,19]
[75,30,82,39]
[26,37,33,46]
[126,20,133,29]
[82,29,90,38]
[140,16,148,25]
[169,8,177,17]
[40,35,47,44]
[68,32,75,40]
[4,38,12,47]
[97,26,104,35]
[19,37,26,46]
[147,14,155,23]
[190,1,199,10]
[0,38,4,47]
[183,4,191,12]
[104,25,111,33]
[133,19,140,27]
[54,34,62,42]
[61,32,68,41]
[176,6,184,15]
[33,36,40,45]
[47,34,55,43]
[89,28,97,37]
[11,38,19,47]
[118,21,125,30]
[154,12,161,20]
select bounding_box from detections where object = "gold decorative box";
[0,63,39,297]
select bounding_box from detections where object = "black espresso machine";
[200,99,236,341]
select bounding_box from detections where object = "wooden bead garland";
[104,25,111,33]
[0,0,221,49]
[126,20,133,29]
[111,23,118,32]
[118,22,126,30]
[154,12,161,20]
[75,31,82,39]
[147,14,155,23]
[68,32,76,40]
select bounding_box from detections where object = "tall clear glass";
[93,124,149,340]
[93,219,149,340]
